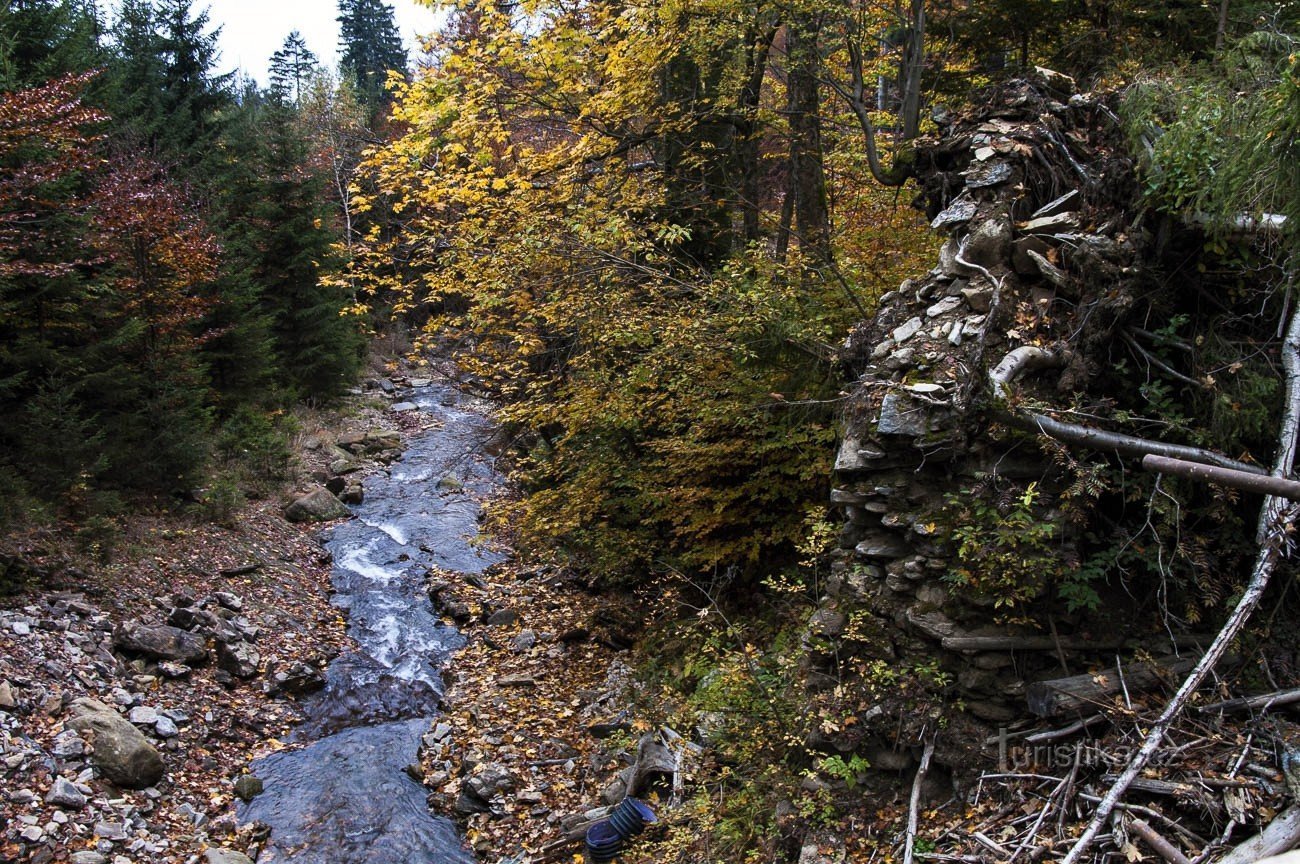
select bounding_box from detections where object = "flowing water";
[239,380,505,863]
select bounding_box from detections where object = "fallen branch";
[1026,655,1202,717]
[988,347,1265,475]
[1129,818,1194,864]
[1058,301,1300,864]
[1196,687,1300,716]
[1143,455,1300,500]
[905,740,937,864]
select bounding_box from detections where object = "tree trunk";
[900,0,925,141]
[785,12,831,264]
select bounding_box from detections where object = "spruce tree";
[336,0,406,120]
[268,30,318,107]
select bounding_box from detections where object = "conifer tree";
[336,0,406,120]
[268,30,318,107]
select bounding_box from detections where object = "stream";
[238,380,505,863]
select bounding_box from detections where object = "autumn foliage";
[342,0,937,581]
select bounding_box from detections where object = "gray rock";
[267,661,325,696]
[464,763,515,803]
[0,679,15,709]
[891,316,923,344]
[965,160,1013,189]
[808,608,846,638]
[213,592,243,612]
[510,629,537,652]
[20,825,43,842]
[70,853,109,864]
[216,641,261,679]
[128,706,158,726]
[833,437,885,473]
[854,534,909,559]
[961,285,994,312]
[113,623,207,665]
[926,296,963,318]
[51,731,86,758]
[905,607,958,641]
[389,401,419,412]
[232,774,263,802]
[12,620,31,635]
[204,848,254,864]
[499,674,537,688]
[930,195,977,230]
[175,802,207,827]
[1019,211,1079,235]
[339,484,364,505]
[962,216,1012,270]
[486,608,520,627]
[66,699,165,789]
[283,488,350,523]
[154,716,179,738]
[46,776,87,809]
[93,821,128,840]
[876,392,929,437]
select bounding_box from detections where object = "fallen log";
[1142,454,1300,500]
[1026,655,1200,717]
[1129,818,1193,864]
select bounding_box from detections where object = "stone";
[45,777,87,809]
[1019,211,1079,235]
[20,825,44,842]
[232,774,263,802]
[925,296,963,318]
[154,716,179,738]
[808,608,846,638]
[70,853,108,864]
[486,608,520,627]
[464,763,515,803]
[339,484,364,505]
[1031,190,1079,219]
[962,216,1012,270]
[283,488,351,523]
[905,608,958,641]
[499,674,537,688]
[114,623,208,665]
[854,534,908,559]
[213,592,243,612]
[876,392,929,437]
[216,641,261,679]
[891,316,923,344]
[267,661,326,696]
[128,706,158,726]
[93,821,128,840]
[961,284,994,313]
[12,620,31,635]
[829,488,868,505]
[965,160,1013,189]
[0,679,15,709]
[390,401,419,412]
[66,699,165,788]
[437,475,464,492]
[833,437,885,473]
[930,195,977,230]
[204,848,255,864]
[510,629,537,652]
[52,731,86,757]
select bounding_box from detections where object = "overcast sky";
[194,0,443,86]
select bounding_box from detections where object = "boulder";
[217,641,261,679]
[65,698,165,788]
[283,488,351,523]
[114,622,208,665]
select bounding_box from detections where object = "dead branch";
[1143,455,1300,500]
[905,740,937,864]
[988,346,1266,474]
[1196,687,1300,715]
[1058,301,1300,864]
[1129,817,1194,864]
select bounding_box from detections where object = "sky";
[196,0,443,87]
